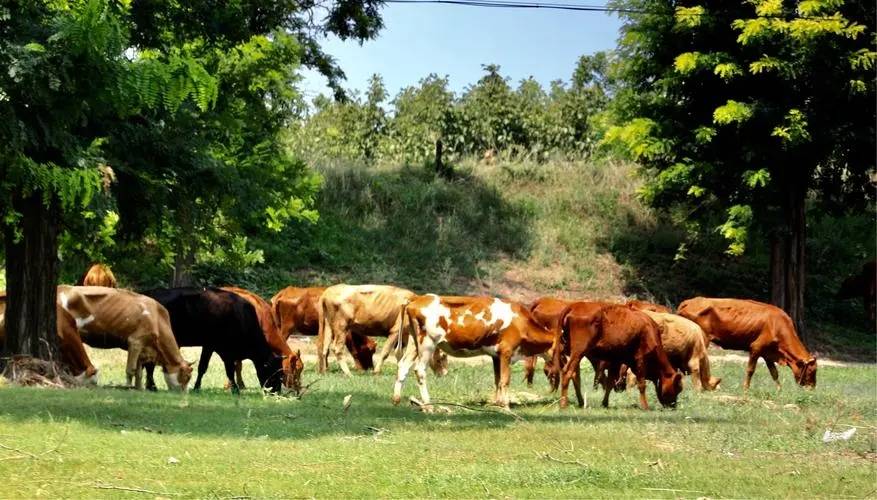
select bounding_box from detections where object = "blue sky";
[300,3,622,101]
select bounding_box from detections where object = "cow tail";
[550,304,573,391]
[316,294,330,372]
[395,301,409,361]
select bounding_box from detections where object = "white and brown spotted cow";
[394,295,556,408]
[58,286,192,390]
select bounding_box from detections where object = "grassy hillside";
[243,158,872,360]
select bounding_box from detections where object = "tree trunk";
[171,205,195,287]
[769,183,807,342]
[1,193,61,367]
[172,246,195,287]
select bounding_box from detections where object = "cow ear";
[807,358,817,366]
[296,349,301,357]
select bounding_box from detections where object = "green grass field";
[1,346,874,498]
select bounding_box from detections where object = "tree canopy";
[603,0,875,334]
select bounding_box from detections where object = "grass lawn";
[0,347,875,498]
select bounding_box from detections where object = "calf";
[394,295,555,408]
[77,263,117,288]
[639,310,720,391]
[57,286,191,390]
[271,286,377,371]
[0,291,98,384]
[677,297,816,390]
[222,287,303,393]
[555,303,682,410]
[142,287,282,393]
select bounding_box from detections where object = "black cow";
[141,287,283,393]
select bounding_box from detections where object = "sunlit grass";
[1,346,874,498]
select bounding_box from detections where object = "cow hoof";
[559,397,569,409]
[392,395,401,405]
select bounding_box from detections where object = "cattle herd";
[0,263,819,411]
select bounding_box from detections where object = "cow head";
[656,371,683,408]
[164,361,193,392]
[257,354,284,394]
[793,357,817,388]
[349,335,377,372]
[429,350,449,376]
[282,350,304,393]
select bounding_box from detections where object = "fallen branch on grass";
[409,397,525,421]
[92,482,178,496]
[538,452,588,469]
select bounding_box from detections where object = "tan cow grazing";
[58,286,192,390]
[222,286,303,392]
[394,295,556,408]
[271,286,378,371]
[0,292,98,383]
[318,284,420,375]
[639,310,720,391]
[627,299,672,314]
[555,302,682,410]
[77,263,117,288]
[677,297,816,390]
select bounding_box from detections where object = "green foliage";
[607,0,875,255]
[291,56,612,165]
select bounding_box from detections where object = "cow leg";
[571,360,585,408]
[144,362,158,392]
[688,358,703,391]
[375,331,398,374]
[559,351,584,409]
[235,361,246,389]
[125,340,144,389]
[601,368,613,408]
[223,359,240,395]
[496,351,513,408]
[523,355,536,387]
[194,347,213,391]
[392,339,418,405]
[328,318,352,377]
[413,337,436,407]
[635,370,650,410]
[743,351,760,392]
[765,359,781,390]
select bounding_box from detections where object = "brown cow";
[627,299,672,313]
[525,297,576,387]
[677,297,816,390]
[77,263,117,288]
[271,286,377,372]
[58,286,192,390]
[394,295,556,408]
[222,286,303,392]
[0,292,98,383]
[555,302,682,410]
[839,260,876,325]
[640,310,720,391]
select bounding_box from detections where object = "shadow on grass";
[253,164,535,294]
[0,384,732,441]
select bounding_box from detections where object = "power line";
[384,0,852,19]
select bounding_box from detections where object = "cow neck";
[153,320,185,369]
[774,315,812,364]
